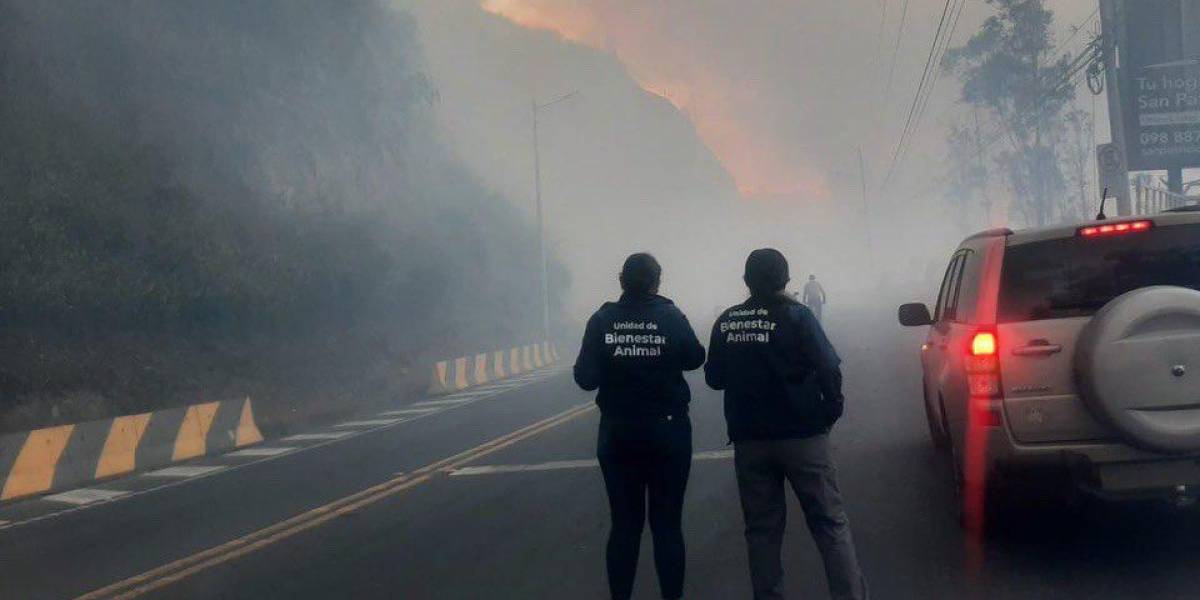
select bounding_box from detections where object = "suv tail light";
[970,332,996,356]
[966,330,1002,427]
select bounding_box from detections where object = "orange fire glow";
[480,0,606,47]
[479,0,827,200]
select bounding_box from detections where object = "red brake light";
[970,332,997,356]
[967,330,1003,413]
[1078,220,1152,237]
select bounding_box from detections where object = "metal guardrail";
[1133,182,1197,214]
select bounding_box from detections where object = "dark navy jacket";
[574,294,706,420]
[705,292,843,442]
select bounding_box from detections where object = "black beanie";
[744,248,789,295]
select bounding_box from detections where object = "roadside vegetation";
[0,1,565,433]
[944,0,1097,228]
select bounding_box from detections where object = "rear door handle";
[1012,344,1062,356]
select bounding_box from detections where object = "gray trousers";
[734,436,868,600]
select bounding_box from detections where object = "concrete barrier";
[0,398,262,503]
[427,341,560,396]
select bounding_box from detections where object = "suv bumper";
[983,426,1200,498]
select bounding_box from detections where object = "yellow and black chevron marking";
[0,398,263,503]
[428,341,561,396]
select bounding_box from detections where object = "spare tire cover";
[1076,286,1200,453]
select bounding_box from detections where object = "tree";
[1057,108,1097,220]
[946,109,994,229]
[944,0,1078,227]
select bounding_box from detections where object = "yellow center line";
[75,402,596,600]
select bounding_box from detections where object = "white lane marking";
[44,488,129,505]
[411,398,474,407]
[379,408,439,417]
[145,466,227,478]
[283,432,353,441]
[446,450,734,477]
[333,419,401,428]
[483,386,521,393]
[227,447,296,457]
[440,391,496,400]
[507,375,544,382]
[449,459,597,476]
[0,365,569,531]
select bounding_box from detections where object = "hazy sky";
[478,0,1099,202]
[401,0,1102,318]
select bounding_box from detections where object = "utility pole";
[530,92,576,344]
[1099,0,1132,215]
[858,147,875,270]
[1168,168,1184,194]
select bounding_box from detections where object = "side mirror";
[898,303,933,327]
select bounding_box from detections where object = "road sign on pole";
[1097,142,1131,212]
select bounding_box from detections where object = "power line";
[895,3,1097,191]
[905,61,1097,205]
[900,0,966,179]
[883,0,957,186]
[886,0,952,179]
[882,0,911,102]
[875,0,890,71]
[1059,7,1099,55]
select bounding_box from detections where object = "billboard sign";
[1120,0,1200,170]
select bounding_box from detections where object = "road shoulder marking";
[144,466,226,478]
[227,447,295,458]
[378,408,439,417]
[282,432,352,442]
[44,488,129,506]
[333,419,401,428]
[75,402,596,600]
[0,364,570,533]
[410,398,473,408]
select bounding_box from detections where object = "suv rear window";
[998,223,1200,322]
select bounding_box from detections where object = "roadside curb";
[428,341,560,395]
[0,342,565,505]
[0,398,263,503]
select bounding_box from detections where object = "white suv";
[898,209,1200,521]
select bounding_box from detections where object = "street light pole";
[531,99,550,345]
[531,92,576,344]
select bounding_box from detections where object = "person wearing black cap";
[574,252,706,600]
[705,249,867,600]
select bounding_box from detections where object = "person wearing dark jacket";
[575,253,706,600]
[705,249,867,600]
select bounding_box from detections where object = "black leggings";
[597,416,692,600]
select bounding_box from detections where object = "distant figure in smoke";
[705,250,868,600]
[802,274,827,322]
[574,253,706,600]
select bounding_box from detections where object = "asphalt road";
[5,309,1200,599]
